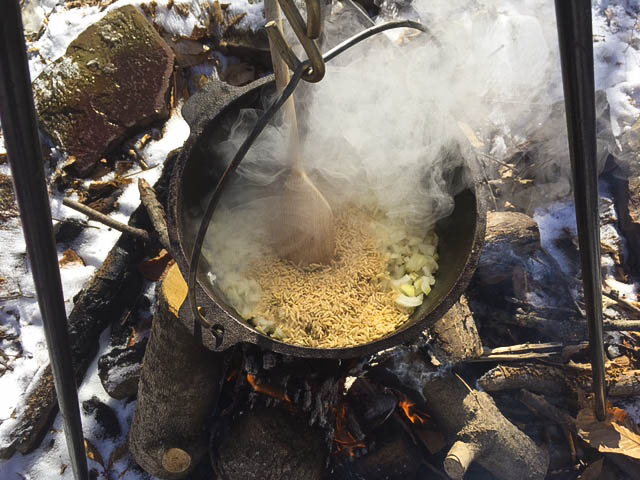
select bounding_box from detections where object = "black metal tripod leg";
[554,0,607,420]
[0,1,89,478]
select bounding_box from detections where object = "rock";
[98,339,147,400]
[82,396,121,439]
[33,6,175,177]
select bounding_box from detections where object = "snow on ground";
[1,0,640,478]
[0,329,142,479]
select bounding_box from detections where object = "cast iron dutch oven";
[167,76,487,359]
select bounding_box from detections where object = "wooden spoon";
[265,0,335,265]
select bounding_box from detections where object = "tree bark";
[138,178,171,251]
[129,262,226,479]
[429,295,482,364]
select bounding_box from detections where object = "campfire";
[1,1,640,480]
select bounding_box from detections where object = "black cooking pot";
[167,76,487,359]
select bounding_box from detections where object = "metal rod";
[554,0,607,420]
[0,1,89,477]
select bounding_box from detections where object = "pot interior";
[176,81,482,349]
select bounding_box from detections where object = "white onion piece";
[395,293,424,308]
[391,274,412,287]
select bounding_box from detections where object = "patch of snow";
[0,104,187,473]
[533,201,577,274]
[0,329,142,479]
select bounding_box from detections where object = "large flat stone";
[34,6,175,177]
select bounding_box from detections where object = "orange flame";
[398,395,427,424]
[246,374,291,402]
[227,369,239,382]
[334,403,366,457]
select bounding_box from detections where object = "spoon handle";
[265,0,303,171]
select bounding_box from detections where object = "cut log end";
[129,262,224,478]
[444,441,478,479]
[162,448,192,474]
[161,262,188,317]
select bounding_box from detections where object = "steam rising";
[212,0,568,230]
[201,0,588,281]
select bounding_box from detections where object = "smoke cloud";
[200,0,601,277]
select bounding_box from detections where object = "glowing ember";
[334,403,366,457]
[246,374,291,402]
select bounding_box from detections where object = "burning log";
[212,406,326,480]
[369,347,549,480]
[129,263,227,479]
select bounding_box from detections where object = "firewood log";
[129,263,226,479]
[369,347,549,480]
[429,295,482,364]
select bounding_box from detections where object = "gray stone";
[33,6,175,177]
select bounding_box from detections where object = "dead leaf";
[577,458,604,480]
[84,438,105,468]
[59,249,85,267]
[611,356,630,368]
[577,406,640,460]
[138,250,172,281]
[107,442,129,470]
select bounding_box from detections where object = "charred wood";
[0,216,145,458]
[480,363,640,398]
[330,421,424,480]
[98,289,151,400]
[478,364,568,395]
[97,339,147,400]
[471,301,640,342]
[475,211,540,287]
[519,389,640,479]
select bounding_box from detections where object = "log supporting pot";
[167,76,487,359]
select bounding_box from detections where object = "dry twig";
[62,198,150,242]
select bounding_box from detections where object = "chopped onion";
[399,284,416,297]
[391,274,412,287]
[395,293,424,308]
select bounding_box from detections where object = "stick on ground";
[63,197,150,242]
[138,178,171,251]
